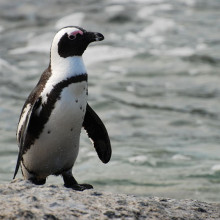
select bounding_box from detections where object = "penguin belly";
[23,81,88,178]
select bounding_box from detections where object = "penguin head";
[51,26,104,58]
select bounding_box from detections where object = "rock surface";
[0,179,220,219]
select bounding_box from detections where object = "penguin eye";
[68,35,76,40]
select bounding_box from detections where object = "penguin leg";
[21,162,46,185]
[62,169,93,191]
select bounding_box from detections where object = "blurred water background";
[0,0,220,202]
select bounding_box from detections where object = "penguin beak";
[86,32,104,43]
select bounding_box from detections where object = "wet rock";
[0,179,220,219]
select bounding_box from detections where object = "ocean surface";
[0,0,220,202]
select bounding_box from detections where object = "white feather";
[17,103,31,142]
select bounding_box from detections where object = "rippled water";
[0,0,220,202]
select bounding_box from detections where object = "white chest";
[48,81,88,134]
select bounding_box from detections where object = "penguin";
[13,26,111,191]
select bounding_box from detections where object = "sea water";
[0,0,220,202]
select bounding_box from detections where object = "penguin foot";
[62,170,93,191]
[64,183,93,191]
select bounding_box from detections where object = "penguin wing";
[83,104,111,163]
[13,98,41,179]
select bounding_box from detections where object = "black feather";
[83,104,111,163]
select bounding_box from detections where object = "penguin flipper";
[13,98,41,179]
[83,104,111,163]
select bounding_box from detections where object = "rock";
[0,179,220,219]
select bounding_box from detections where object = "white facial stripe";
[52,27,81,50]
[50,27,86,71]
[50,27,79,64]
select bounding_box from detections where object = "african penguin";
[13,26,111,191]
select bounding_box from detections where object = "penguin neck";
[39,55,88,107]
[50,55,87,80]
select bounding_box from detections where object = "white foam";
[0,58,18,72]
[188,69,199,76]
[139,18,176,37]
[149,36,165,44]
[137,4,173,18]
[196,43,207,51]
[172,154,191,161]
[105,5,124,14]
[150,47,195,57]
[86,152,97,157]
[55,13,85,30]
[0,25,4,33]
[106,0,165,3]
[137,7,157,18]
[133,0,165,2]
[125,32,142,43]
[211,164,220,172]
[183,0,196,6]
[129,155,148,163]
[165,47,195,57]
[10,32,53,55]
[84,45,136,65]
[109,65,127,74]
[0,58,12,69]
